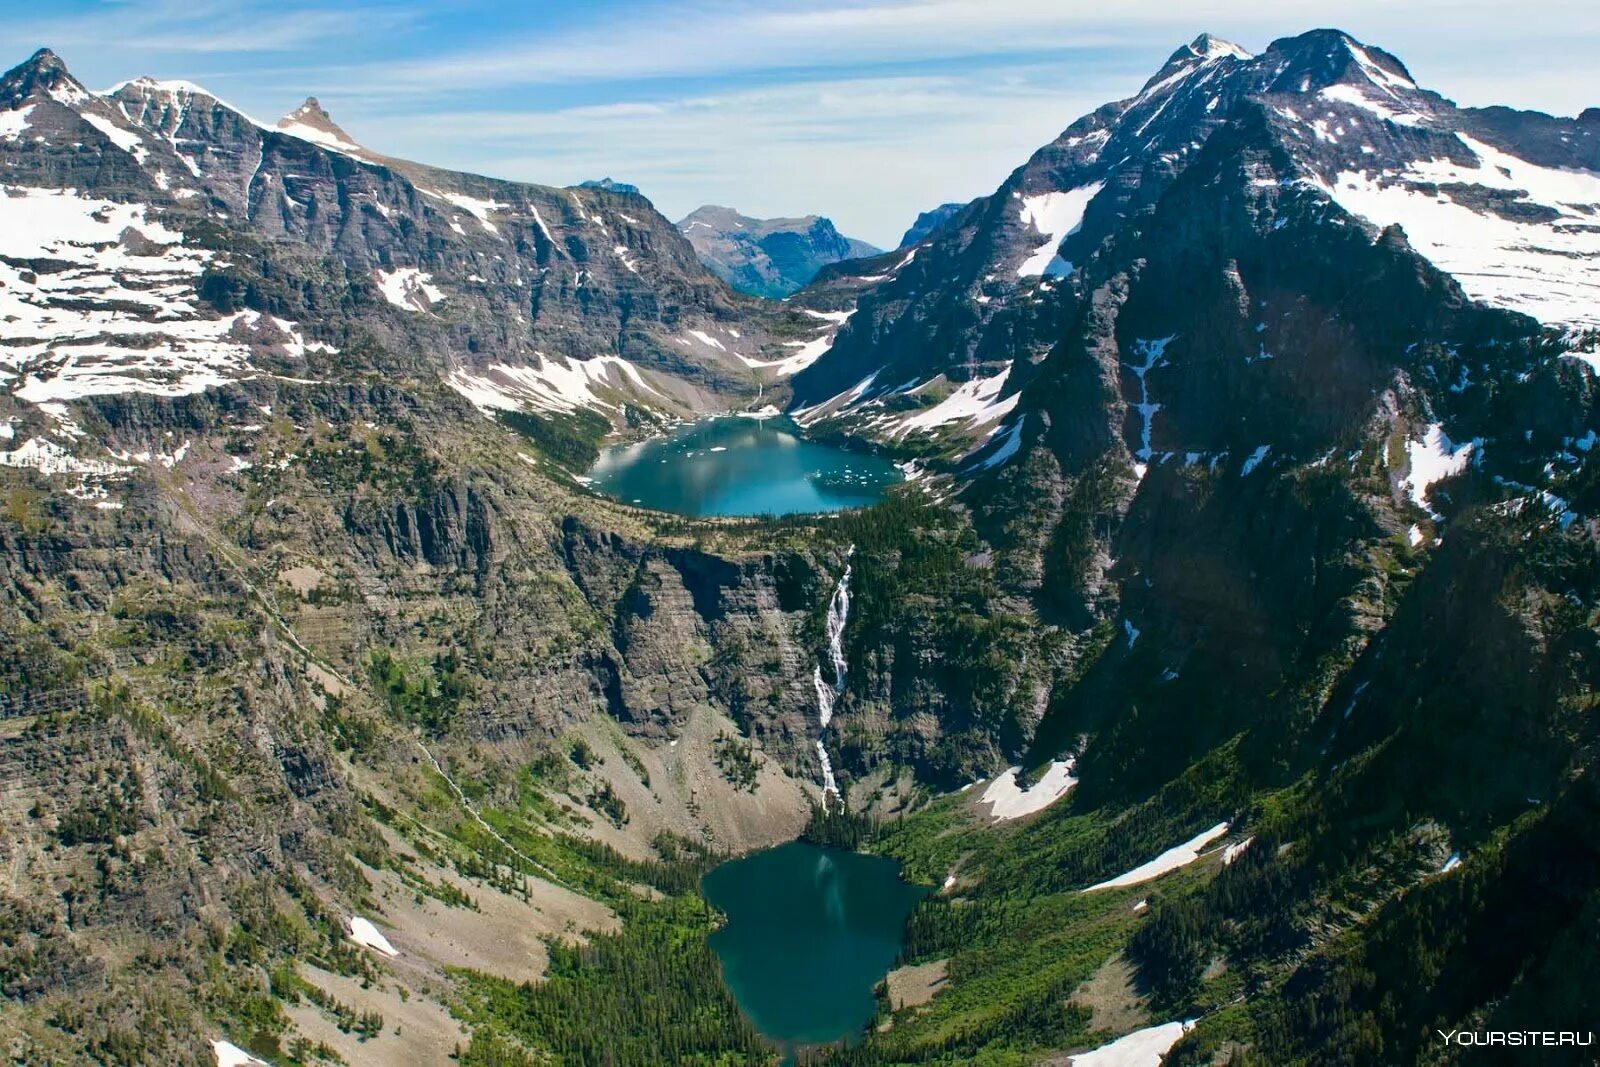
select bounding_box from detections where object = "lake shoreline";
[585,414,904,517]
[700,840,930,1054]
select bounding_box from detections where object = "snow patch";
[1222,837,1254,865]
[742,310,854,377]
[1240,445,1271,476]
[1069,1020,1196,1067]
[349,915,398,956]
[211,1039,268,1067]
[448,356,662,417]
[890,365,1017,438]
[420,188,507,233]
[1403,423,1476,517]
[80,112,147,158]
[1084,823,1231,891]
[975,415,1026,470]
[375,267,443,312]
[1126,337,1173,461]
[1318,84,1421,126]
[1018,182,1104,277]
[980,759,1077,822]
[0,105,35,141]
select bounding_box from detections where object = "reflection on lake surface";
[584,415,902,517]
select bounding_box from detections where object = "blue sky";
[4,0,1596,246]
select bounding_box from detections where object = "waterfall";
[813,549,853,803]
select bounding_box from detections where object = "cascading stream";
[812,548,853,804]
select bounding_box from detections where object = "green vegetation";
[712,732,761,792]
[368,649,472,737]
[458,893,771,1067]
[496,408,612,471]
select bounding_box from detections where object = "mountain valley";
[1,26,1598,1067]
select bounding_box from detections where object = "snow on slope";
[447,356,664,416]
[211,1039,268,1067]
[743,309,855,377]
[980,759,1077,821]
[1321,133,1600,328]
[375,267,444,312]
[1070,1020,1196,1067]
[975,415,1026,470]
[890,365,1018,438]
[1083,822,1231,891]
[348,915,399,957]
[0,104,35,140]
[0,186,320,405]
[419,188,507,233]
[1017,182,1105,277]
[1403,423,1477,518]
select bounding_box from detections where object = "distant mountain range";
[676,204,881,297]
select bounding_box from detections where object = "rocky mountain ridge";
[784,29,1600,470]
[0,48,855,459]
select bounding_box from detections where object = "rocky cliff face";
[677,204,881,298]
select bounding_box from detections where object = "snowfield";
[980,759,1078,821]
[1321,133,1600,328]
[1017,182,1105,277]
[1084,822,1231,891]
[1070,1020,1196,1067]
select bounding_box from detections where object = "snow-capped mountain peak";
[787,27,1600,453]
[1157,32,1253,74]
[1139,32,1253,98]
[276,96,367,156]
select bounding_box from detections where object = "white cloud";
[352,70,1113,247]
[306,0,1600,109]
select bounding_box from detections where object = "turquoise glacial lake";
[584,415,902,517]
[701,841,928,1053]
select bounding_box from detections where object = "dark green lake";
[701,841,928,1053]
[584,415,902,517]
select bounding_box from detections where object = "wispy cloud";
[301,0,1600,99]
[349,68,1115,245]
[7,0,415,57]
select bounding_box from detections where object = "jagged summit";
[1139,31,1252,94]
[0,45,89,108]
[789,24,1600,444]
[276,95,365,153]
[1167,32,1253,64]
[20,46,64,72]
[1259,27,1420,96]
